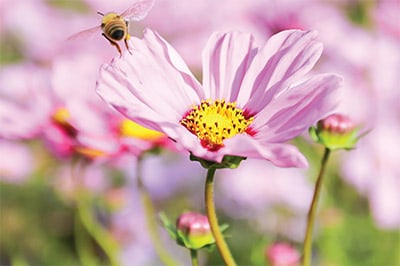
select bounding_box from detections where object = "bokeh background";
[1,0,399,265]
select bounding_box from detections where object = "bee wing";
[67,25,102,41]
[121,0,155,21]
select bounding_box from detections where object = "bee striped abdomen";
[103,21,126,40]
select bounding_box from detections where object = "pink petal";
[0,140,33,183]
[254,74,341,142]
[161,125,308,167]
[222,134,309,168]
[238,30,323,112]
[202,31,256,102]
[0,63,53,139]
[0,101,41,139]
[96,29,203,132]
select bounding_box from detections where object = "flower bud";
[176,212,214,250]
[266,243,300,266]
[318,114,353,134]
[309,114,362,150]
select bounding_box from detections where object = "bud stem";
[205,168,236,266]
[302,148,331,266]
[190,249,199,266]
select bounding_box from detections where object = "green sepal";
[308,126,366,151]
[309,126,319,143]
[190,154,246,169]
[176,227,215,250]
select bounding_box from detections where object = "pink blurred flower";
[218,158,312,240]
[143,0,262,68]
[142,0,341,69]
[0,63,53,139]
[52,44,176,159]
[97,29,341,168]
[341,113,400,229]
[0,140,34,183]
[266,242,300,266]
[245,0,313,36]
[373,0,400,40]
[0,0,96,60]
[323,16,400,228]
[1,40,171,160]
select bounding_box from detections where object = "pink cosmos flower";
[96,29,341,168]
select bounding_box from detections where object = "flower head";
[96,29,341,168]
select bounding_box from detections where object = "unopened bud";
[309,114,362,150]
[317,114,354,134]
[176,212,214,250]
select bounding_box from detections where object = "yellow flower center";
[52,107,71,126]
[52,107,77,137]
[180,99,254,151]
[75,147,107,159]
[120,119,164,141]
[52,108,107,159]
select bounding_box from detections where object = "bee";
[68,0,154,56]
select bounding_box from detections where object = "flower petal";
[238,30,323,112]
[254,74,341,142]
[202,31,256,102]
[223,134,308,168]
[159,123,308,168]
[96,29,203,132]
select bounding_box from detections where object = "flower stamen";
[180,99,254,151]
[52,107,77,138]
[120,119,164,141]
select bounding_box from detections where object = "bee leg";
[124,34,132,55]
[101,33,122,57]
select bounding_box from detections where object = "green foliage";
[344,0,374,27]
[0,181,79,266]
[316,173,400,266]
[1,147,399,265]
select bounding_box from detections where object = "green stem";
[77,194,120,266]
[136,156,180,266]
[74,211,100,266]
[190,249,199,266]
[302,148,331,266]
[72,161,120,266]
[204,168,236,266]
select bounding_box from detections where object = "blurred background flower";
[1,0,399,265]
